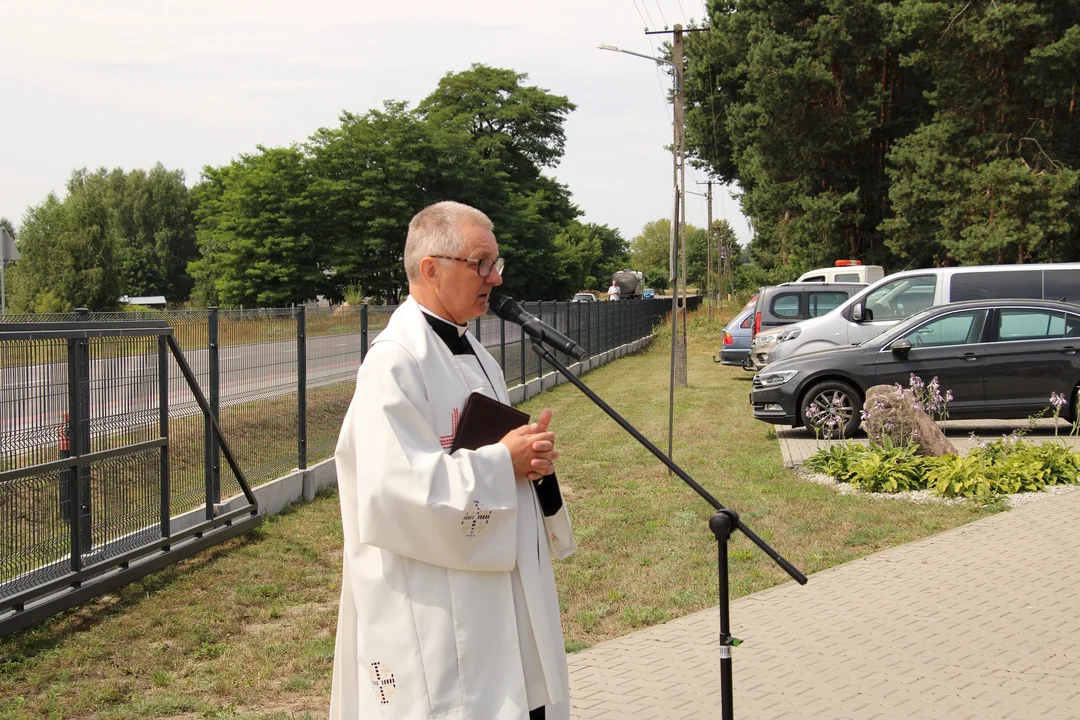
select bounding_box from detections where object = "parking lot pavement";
[568,479,1080,719]
[777,417,1080,468]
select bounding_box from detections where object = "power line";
[653,0,668,28]
[629,0,650,29]
[635,0,656,29]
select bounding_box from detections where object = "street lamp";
[596,44,674,68]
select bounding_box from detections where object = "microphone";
[490,294,588,361]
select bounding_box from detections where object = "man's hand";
[499,408,558,482]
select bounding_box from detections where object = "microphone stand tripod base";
[710,509,741,720]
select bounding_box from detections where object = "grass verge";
[0,304,1001,719]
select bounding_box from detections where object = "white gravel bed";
[798,468,1080,508]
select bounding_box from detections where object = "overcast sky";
[0,0,751,246]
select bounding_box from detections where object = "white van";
[765,262,1080,364]
[796,261,885,285]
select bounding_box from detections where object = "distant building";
[118,295,168,308]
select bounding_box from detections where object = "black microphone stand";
[529,340,808,720]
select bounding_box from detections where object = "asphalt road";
[0,317,534,433]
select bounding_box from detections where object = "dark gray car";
[750,299,1080,437]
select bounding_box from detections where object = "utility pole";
[0,226,19,316]
[640,23,699,386]
[705,180,713,318]
[673,24,688,386]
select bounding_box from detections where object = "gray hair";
[404,201,494,282]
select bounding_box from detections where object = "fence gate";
[0,320,260,636]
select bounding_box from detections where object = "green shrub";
[925,439,1080,501]
[1028,442,1080,485]
[848,438,929,493]
[807,436,1080,502]
[924,455,995,501]
[804,443,868,483]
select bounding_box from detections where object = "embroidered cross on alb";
[461,500,493,538]
[439,408,460,449]
[368,661,396,704]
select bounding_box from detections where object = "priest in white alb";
[331,201,577,719]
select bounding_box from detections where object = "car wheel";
[800,380,862,439]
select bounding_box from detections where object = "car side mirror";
[891,338,912,357]
[852,303,863,322]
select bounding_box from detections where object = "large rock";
[863,384,957,457]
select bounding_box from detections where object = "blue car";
[715,296,759,369]
[643,288,655,300]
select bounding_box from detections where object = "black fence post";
[207,307,220,509]
[65,339,80,572]
[586,302,592,359]
[574,302,582,358]
[619,301,624,346]
[600,301,606,352]
[520,304,526,388]
[360,305,368,363]
[297,306,307,470]
[159,335,171,543]
[564,301,571,357]
[77,334,91,554]
[537,302,545,379]
[602,301,608,352]
[67,332,91,558]
[499,315,506,372]
[617,297,626,343]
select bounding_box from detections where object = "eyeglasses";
[430,256,505,277]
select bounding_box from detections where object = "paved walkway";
[568,484,1080,719]
[777,418,1080,468]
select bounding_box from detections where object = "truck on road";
[611,270,644,300]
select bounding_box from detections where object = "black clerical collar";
[421,308,474,356]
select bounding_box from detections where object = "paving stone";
[568,471,1080,719]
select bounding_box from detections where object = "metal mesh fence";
[216,309,299,498]
[0,338,69,471]
[81,447,162,568]
[3,298,683,505]
[305,307,364,465]
[1,298,692,630]
[0,330,172,596]
[1,337,71,591]
[0,467,70,596]
[0,313,81,324]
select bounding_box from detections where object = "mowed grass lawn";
[0,305,1001,720]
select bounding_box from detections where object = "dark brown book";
[450,392,529,453]
[451,392,565,518]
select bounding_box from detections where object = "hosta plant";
[847,437,929,493]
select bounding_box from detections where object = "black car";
[750,299,1080,437]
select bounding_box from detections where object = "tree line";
[684,0,1080,280]
[628,217,741,293]
[3,65,631,311]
